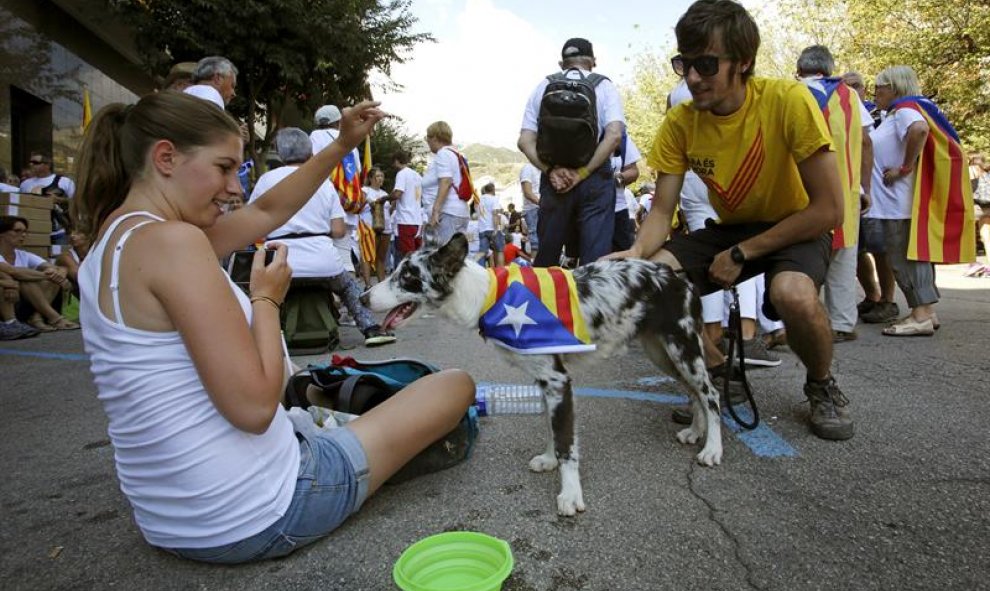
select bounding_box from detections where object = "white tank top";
[78,212,299,548]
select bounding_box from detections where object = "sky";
[372,0,698,149]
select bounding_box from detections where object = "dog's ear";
[429,232,468,276]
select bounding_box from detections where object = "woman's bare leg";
[20,281,62,323]
[348,369,475,493]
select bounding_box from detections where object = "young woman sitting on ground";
[74,92,474,564]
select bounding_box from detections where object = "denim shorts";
[162,427,370,564]
[859,217,886,254]
[479,230,505,254]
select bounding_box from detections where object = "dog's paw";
[676,426,703,445]
[529,453,559,473]
[556,489,586,516]
[695,445,723,467]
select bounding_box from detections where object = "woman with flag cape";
[870,66,975,337]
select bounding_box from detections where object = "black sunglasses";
[29,159,46,165]
[671,54,724,78]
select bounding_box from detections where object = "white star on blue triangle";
[497,301,538,337]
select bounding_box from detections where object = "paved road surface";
[1,265,988,590]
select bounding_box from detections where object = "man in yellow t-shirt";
[608,0,853,441]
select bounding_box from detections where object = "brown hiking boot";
[803,376,854,440]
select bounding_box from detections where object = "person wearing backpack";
[517,37,626,268]
[423,121,470,246]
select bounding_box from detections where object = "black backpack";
[536,69,608,169]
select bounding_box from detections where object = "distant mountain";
[460,143,528,165]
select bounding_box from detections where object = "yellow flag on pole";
[82,87,92,131]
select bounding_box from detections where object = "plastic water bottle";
[474,384,543,416]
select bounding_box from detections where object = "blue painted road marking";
[486,382,799,459]
[0,348,88,362]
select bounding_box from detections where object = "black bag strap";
[43,174,63,194]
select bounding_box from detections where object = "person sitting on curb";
[0,215,78,333]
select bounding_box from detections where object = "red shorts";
[397,224,422,254]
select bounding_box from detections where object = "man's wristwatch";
[730,245,746,265]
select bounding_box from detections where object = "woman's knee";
[432,369,476,406]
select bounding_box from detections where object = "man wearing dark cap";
[518,37,626,267]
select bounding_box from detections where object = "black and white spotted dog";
[361,234,723,516]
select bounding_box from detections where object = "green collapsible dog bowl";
[393,531,514,591]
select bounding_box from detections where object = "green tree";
[367,117,426,188]
[110,0,430,166]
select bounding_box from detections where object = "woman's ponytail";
[73,103,131,242]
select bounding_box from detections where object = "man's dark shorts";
[858,217,886,254]
[663,220,831,320]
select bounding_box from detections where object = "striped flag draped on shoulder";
[808,78,863,250]
[890,96,975,263]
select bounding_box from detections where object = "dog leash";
[721,287,760,430]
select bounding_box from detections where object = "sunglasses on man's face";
[29,159,45,165]
[671,54,724,78]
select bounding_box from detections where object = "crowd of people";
[0,0,981,566]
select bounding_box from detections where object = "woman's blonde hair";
[875,65,921,99]
[426,121,453,144]
[73,91,241,241]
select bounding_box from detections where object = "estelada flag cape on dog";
[479,265,596,355]
[808,78,864,250]
[890,96,975,263]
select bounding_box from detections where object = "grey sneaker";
[861,301,899,324]
[803,376,854,440]
[740,337,781,367]
[0,320,39,340]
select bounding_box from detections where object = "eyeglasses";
[29,159,45,165]
[671,54,725,78]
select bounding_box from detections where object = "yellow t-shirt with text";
[648,77,833,224]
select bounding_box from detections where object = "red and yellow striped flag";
[357,219,376,266]
[815,79,863,249]
[892,97,975,263]
[478,265,594,354]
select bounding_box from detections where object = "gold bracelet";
[250,295,281,310]
[577,166,590,181]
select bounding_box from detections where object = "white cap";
[315,105,341,126]
[183,84,224,109]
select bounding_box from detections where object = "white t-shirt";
[624,189,638,219]
[640,194,654,215]
[422,147,468,218]
[183,84,225,109]
[868,108,926,220]
[248,166,346,278]
[0,182,21,192]
[519,163,541,212]
[20,174,75,197]
[466,219,480,254]
[360,186,389,227]
[310,128,362,226]
[679,172,716,232]
[477,194,502,233]
[5,248,46,269]
[392,166,423,226]
[613,135,642,212]
[521,68,626,137]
